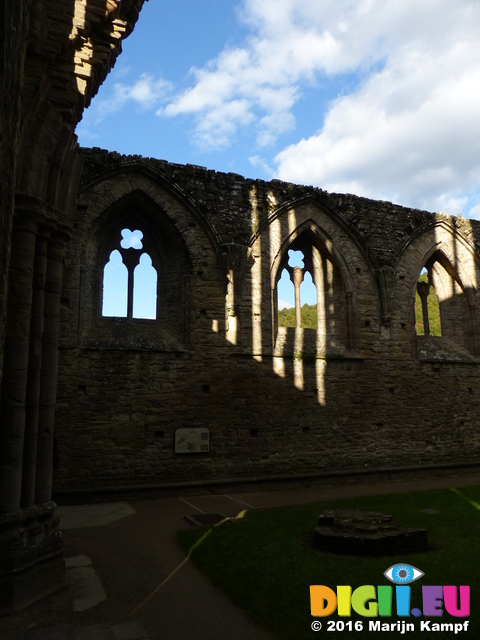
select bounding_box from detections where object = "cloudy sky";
[77,0,480,222]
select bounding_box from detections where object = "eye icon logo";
[384,564,424,585]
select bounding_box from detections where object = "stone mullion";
[417,282,431,336]
[127,265,134,319]
[119,248,141,320]
[292,266,304,329]
[21,232,49,508]
[35,234,66,505]
[0,221,37,513]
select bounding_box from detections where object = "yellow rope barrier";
[128,510,247,617]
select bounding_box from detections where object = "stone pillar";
[21,231,49,508]
[0,221,66,615]
[0,219,37,513]
[312,247,325,349]
[127,266,134,318]
[35,233,67,504]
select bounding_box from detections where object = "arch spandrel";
[78,168,224,275]
[78,162,223,250]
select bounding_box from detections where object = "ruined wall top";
[79,146,480,275]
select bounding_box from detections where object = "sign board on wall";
[175,427,210,453]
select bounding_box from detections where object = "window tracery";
[278,249,318,329]
[102,228,157,319]
[274,229,349,352]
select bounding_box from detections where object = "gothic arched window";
[415,267,442,336]
[102,228,157,319]
[277,249,318,329]
[274,230,350,353]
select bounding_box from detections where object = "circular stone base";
[314,509,428,556]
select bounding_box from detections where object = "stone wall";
[3,0,480,614]
[53,148,480,490]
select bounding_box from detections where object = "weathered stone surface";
[0,501,65,615]
[1,0,145,614]
[314,510,428,556]
[2,0,480,615]
[48,148,480,491]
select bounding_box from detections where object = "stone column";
[292,266,304,329]
[0,219,37,513]
[21,231,49,507]
[35,233,67,504]
[0,218,66,615]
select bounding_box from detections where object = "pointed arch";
[271,218,354,353]
[95,191,186,324]
[79,161,225,286]
[396,219,480,356]
[271,218,354,295]
[78,187,194,345]
[416,249,471,350]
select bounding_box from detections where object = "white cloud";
[249,154,274,175]
[163,0,396,148]
[466,201,480,221]
[159,0,480,185]
[80,0,480,220]
[111,73,172,111]
[115,64,132,79]
[189,99,255,149]
[278,299,294,310]
[77,72,173,141]
[274,8,480,215]
[79,74,173,133]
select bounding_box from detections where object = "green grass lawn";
[177,486,480,639]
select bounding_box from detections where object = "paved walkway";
[1,472,479,640]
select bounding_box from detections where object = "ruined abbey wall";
[2,0,480,614]
[53,148,480,491]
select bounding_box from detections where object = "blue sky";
[78,0,480,313]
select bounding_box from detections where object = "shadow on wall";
[410,220,480,360]
[53,167,480,491]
